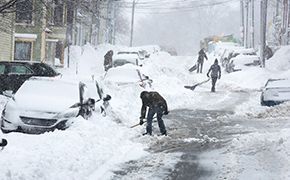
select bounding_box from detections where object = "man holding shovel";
[207,59,221,92]
[139,91,169,136]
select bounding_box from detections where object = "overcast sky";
[119,0,242,55]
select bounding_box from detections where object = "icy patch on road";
[183,134,220,143]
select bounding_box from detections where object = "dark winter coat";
[207,60,221,78]
[197,49,208,63]
[104,50,113,66]
[140,91,168,118]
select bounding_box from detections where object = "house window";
[14,42,32,60]
[53,0,64,26]
[15,0,33,24]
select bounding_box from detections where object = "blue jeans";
[146,106,166,135]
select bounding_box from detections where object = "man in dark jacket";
[197,48,208,73]
[104,50,113,71]
[139,91,169,136]
[207,59,221,92]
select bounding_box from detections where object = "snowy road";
[108,91,253,179]
[108,89,289,180]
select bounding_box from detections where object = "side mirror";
[3,90,13,98]
[0,138,8,149]
[103,94,111,101]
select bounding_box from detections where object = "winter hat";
[214,59,218,64]
[140,91,148,98]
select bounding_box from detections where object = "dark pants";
[146,106,166,135]
[211,77,218,92]
[197,61,203,73]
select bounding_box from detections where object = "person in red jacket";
[139,91,169,136]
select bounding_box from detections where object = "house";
[0,13,14,61]
[0,0,114,66]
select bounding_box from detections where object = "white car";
[226,55,261,73]
[1,77,111,134]
[103,64,152,89]
[260,78,290,106]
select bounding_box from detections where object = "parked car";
[260,78,290,106]
[0,61,60,94]
[226,55,261,73]
[221,47,257,67]
[112,53,139,67]
[103,64,153,89]
[1,76,111,134]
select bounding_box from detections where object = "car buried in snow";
[226,55,261,73]
[1,76,111,134]
[103,64,153,89]
[260,78,290,106]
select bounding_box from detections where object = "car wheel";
[1,119,15,133]
[260,96,266,106]
[56,120,69,130]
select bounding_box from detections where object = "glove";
[207,73,209,77]
[164,111,169,115]
[218,75,221,79]
[139,118,144,125]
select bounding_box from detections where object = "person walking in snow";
[207,59,221,92]
[197,48,208,73]
[139,91,169,136]
[104,50,113,71]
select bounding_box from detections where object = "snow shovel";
[188,64,197,72]
[184,78,210,91]
[130,116,157,128]
[130,120,147,128]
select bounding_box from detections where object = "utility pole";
[130,0,135,47]
[240,0,244,46]
[245,0,249,48]
[251,0,254,48]
[260,0,268,68]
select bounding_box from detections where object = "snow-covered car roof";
[232,47,257,55]
[231,55,260,64]
[266,78,290,88]
[14,77,81,112]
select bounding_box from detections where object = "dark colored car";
[0,61,60,94]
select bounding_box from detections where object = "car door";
[0,64,8,93]
[6,64,34,93]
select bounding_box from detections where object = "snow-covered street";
[0,44,290,180]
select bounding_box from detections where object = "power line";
[119,0,240,14]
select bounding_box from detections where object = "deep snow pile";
[0,43,289,180]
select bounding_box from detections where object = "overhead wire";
[119,0,240,14]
